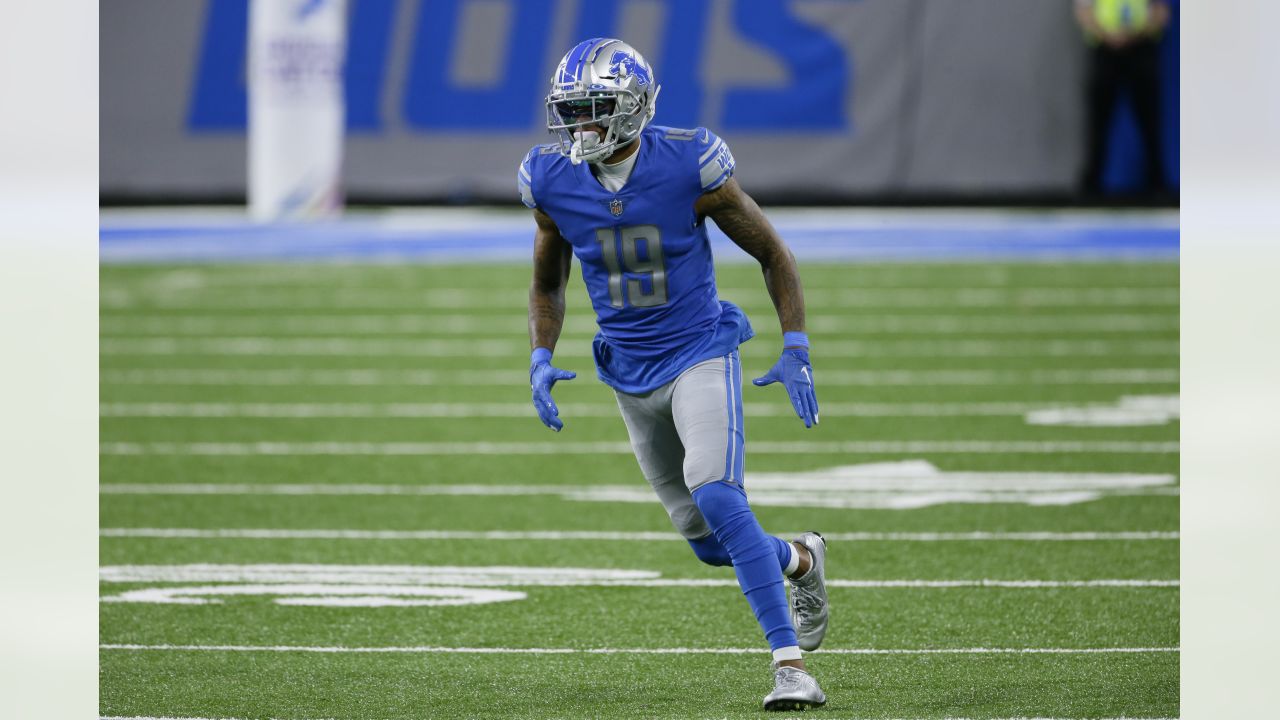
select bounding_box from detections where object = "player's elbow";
[757,244,795,273]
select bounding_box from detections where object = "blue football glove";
[752,339,819,428]
[530,347,576,431]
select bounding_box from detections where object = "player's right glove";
[530,347,576,431]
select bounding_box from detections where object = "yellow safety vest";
[1092,0,1151,33]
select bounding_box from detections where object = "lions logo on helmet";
[608,50,650,87]
[546,39,661,166]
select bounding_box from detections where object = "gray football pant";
[613,352,748,541]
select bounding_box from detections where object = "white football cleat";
[763,665,827,711]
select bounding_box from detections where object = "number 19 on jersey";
[595,225,667,309]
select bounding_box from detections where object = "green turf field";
[100,261,1179,719]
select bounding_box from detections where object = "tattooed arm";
[528,208,574,352]
[697,177,819,427]
[694,177,807,339]
[526,209,578,431]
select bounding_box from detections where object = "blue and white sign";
[248,0,346,218]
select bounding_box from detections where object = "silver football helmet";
[546,38,660,165]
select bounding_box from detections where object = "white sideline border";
[98,528,1180,542]
[100,643,1179,656]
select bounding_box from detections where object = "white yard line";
[98,440,1180,455]
[99,643,1179,655]
[823,531,1179,541]
[96,564,1178,589]
[98,367,1179,386]
[99,528,687,540]
[95,578,1178,589]
[99,286,1180,310]
[99,483,580,496]
[102,712,1177,717]
[98,312,1180,336]
[97,400,1159,419]
[98,528,1179,542]
[103,712,261,717]
[99,466,1179,510]
[98,337,1178,358]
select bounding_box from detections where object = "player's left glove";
[530,347,576,432]
[752,332,819,428]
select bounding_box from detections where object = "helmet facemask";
[547,90,644,165]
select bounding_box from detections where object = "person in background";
[1075,0,1171,197]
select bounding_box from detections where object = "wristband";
[782,331,810,349]
[531,347,554,365]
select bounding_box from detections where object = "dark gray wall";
[101,0,1087,201]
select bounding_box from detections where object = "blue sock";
[692,480,798,652]
[769,535,795,572]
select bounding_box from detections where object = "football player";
[521,38,828,711]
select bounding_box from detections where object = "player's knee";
[691,481,752,539]
[683,468,723,494]
[669,503,710,540]
[687,534,732,567]
[692,481,776,568]
[683,448,732,496]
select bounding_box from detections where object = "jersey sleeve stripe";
[701,163,733,191]
[517,163,536,209]
[698,138,725,166]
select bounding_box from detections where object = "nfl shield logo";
[609,198,624,217]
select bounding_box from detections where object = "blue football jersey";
[519,125,754,393]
